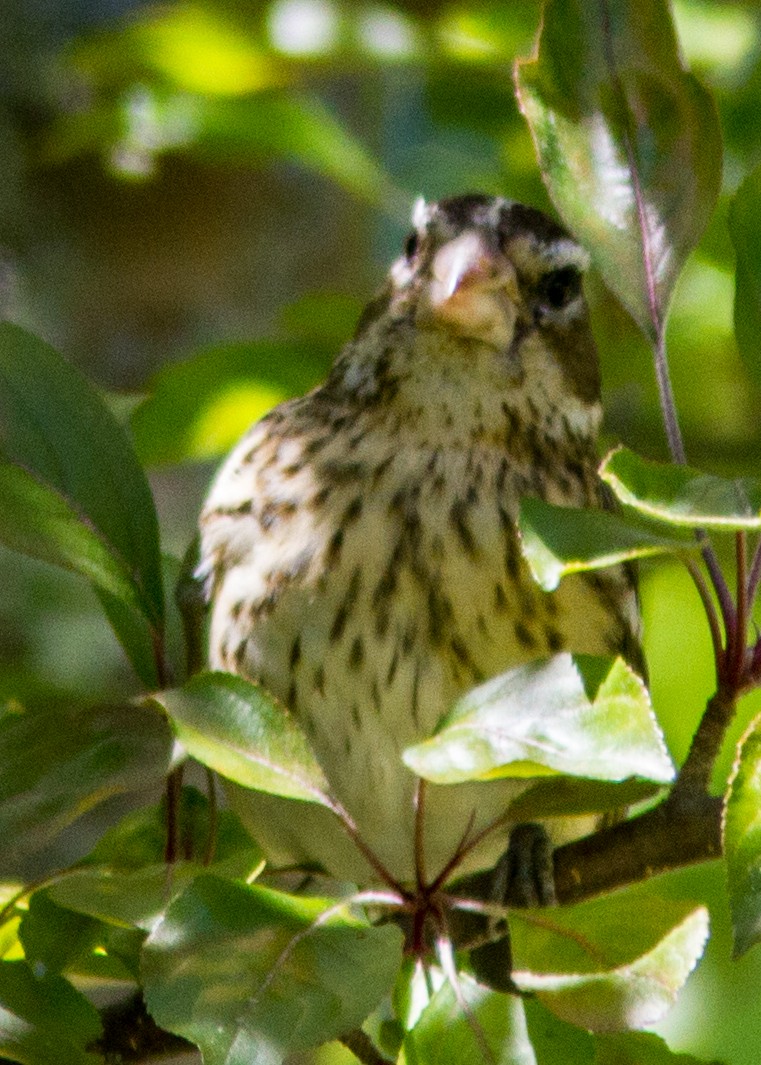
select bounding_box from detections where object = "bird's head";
[379,193,600,405]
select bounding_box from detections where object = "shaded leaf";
[48,790,264,933]
[594,1030,717,1064]
[196,94,400,207]
[0,701,173,881]
[0,463,146,612]
[142,875,403,1065]
[131,339,330,466]
[403,654,673,786]
[729,164,761,389]
[723,713,761,957]
[401,975,536,1065]
[96,552,186,688]
[601,447,761,529]
[518,496,692,591]
[511,895,708,1032]
[0,960,101,1065]
[516,0,721,340]
[523,998,595,1064]
[505,776,661,822]
[84,785,261,872]
[151,672,334,806]
[0,322,164,625]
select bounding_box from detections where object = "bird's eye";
[404,231,420,260]
[538,266,582,310]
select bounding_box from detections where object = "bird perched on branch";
[199,193,640,886]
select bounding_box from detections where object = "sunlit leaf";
[151,672,334,807]
[729,164,761,389]
[516,0,721,339]
[400,975,536,1065]
[0,323,164,626]
[0,701,173,881]
[601,447,761,529]
[142,875,403,1064]
[0,961,101,1065]
[723,714,761,957]
[403,654,673,786]
[511,895,709,1031]
[518,496,692,591]
[131,339,329,466]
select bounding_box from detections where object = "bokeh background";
[1,1,760,1060]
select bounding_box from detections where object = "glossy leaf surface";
[601,447,761,529]
[401,975,536,1065]
[0,323,164,625]
[511,895,709,1031]
[403,654,673,786]
[516,0,721,339]
[0,701,173,881]
[0,961,101,1065]
[142,875,403,1064]
[519,496,692,591]
[152,672,334,806]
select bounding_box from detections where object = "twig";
[685,557,723,674]
[672,688,738,802]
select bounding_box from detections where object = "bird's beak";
[429,230,517,308]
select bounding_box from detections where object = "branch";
[553,791,722,905]
[340,1028,393,1065]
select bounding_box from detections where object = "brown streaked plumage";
[199,194,640,884]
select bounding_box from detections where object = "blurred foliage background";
[1,0,761,1060]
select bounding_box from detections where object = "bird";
[198,193,640,888]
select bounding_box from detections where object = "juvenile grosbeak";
[199,194,639,886]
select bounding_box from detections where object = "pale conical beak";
[429,231,517,308]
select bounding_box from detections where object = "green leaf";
[515,0,721,339]
[401,975,536,1065]
[142,875,403,1064]
[0,463,146,612]
[48,790,264,932]
[523,998,595,1064]
[510,895,708,1031]
[84,785,262,872]
[594,1031,716,1064]
[729,164,761,390]
[0,960,101,1065]
[723,714,761,957]
[518,496,693,591]
[151,672,334,807]
[131,339,330,466]
[0,701,173,881]
[601,447,761,529]
[196,94,400,208]
[403,654,673,786]
[0,323,164,625]
[505,776,661,822]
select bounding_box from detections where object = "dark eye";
[404,231,419,260]
[538,266,582,310]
